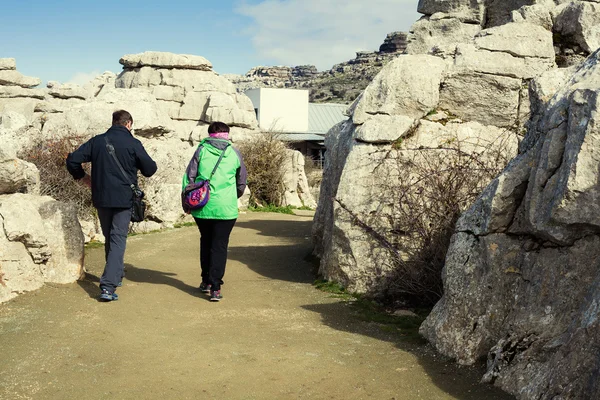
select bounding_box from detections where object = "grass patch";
[84,240,104,249]
[313,279,428,345]
[249,205,295,214]
[174,221,196,228]
[294,205,314,211]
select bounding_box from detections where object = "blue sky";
[1,0,420,85]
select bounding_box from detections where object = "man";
[67,110,157,302]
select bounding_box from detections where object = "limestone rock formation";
[0,139,39,195]
[115,51,257,135]
[0,58,47,121]
[420,49,600,400]
[41,87,176,139]
[0,194,84,303]
[120,52,213,71]
[280,149,317,209]
[379,32,409,54]
[314,1,597,300]
[226,32,409,104]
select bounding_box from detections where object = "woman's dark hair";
[112,110,133,126]
[208,121,230,133]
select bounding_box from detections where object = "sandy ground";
[0,212,513,400]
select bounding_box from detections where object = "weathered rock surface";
[0,139,39,195]
[353,55,448,124]
[0,194,84,303]
[120,51,213,71]
[41,88,175,139]
[0,70,41,88]
[554,1,600,54]
[420,49,600,400]
[417,0,485,23]
[314,113,518,295]
[47,81,89,100]
[0,58,16,70]
[115,51,256,132]
[280,149,317,209]
[406,17,481,56]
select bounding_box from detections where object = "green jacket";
[182,138,247,220]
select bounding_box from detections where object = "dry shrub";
[237,132,289,206]
[337,132,515,306]
[304,156,323,187]
[21,135,94,219]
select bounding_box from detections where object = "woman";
[182,121,247,301]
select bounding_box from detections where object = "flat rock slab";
[120,51,213,71]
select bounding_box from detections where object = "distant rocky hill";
[224,32,408,104]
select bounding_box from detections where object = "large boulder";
[406,17,481,56]
[439,72,523,128]
[314,108,518,294]
[0,139,39,195]
[0,194,84,303]
[553,1,600,54]
[420,49,600,399]
[417,0,485,23]
[0,58,16,70]
[41,88,175,139]
[474,22,555,59]
[280,149,317,209]
[115,51,257,132]
[352,55,448,124]
[120,51,213,71]
[0,70,41,88]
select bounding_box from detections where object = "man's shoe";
[199,282,211,293]
[99,289,118,302]
[210,290,222,302]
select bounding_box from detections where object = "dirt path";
[0,212,512,400]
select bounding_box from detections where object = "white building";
[244,88,347,164]
[244,88,309,133]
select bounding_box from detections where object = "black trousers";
[97,207,130,293]
[194,218,236,292]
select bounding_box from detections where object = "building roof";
[308,103,348,134]
[277,133,326,142]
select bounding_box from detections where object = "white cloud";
[66,70,103,86]
[236,0,420,70]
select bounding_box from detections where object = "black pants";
[194,218,236,292]
[97,207,130,293]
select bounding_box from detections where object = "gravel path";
[0,212,513,400]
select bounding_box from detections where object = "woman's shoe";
[210,290,222,302]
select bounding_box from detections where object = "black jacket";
[66,125,157,208]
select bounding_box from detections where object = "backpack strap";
[187,143,230,183]
[207,144,230,181]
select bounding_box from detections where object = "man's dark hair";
[112,110,133,127]
[208,121,230,133]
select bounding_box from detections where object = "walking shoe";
[98,289,118,302]
[199,282,211,293]
[210,290,222,302]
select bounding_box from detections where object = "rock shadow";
[301,302,514,400]
[229,218,316,284]
[77,271,100,299]
[123,263,199,296]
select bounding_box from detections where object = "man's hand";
[80,174,92,189]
